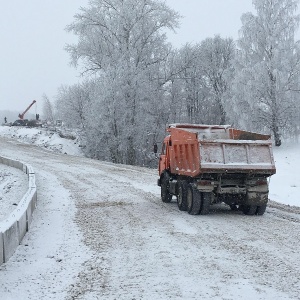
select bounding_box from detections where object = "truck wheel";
[177,181,188,211]
[241,205,257,215]
[161,174,172,203]
[187,184,201,215]
[256,204,267,215]
[230,204,238,211]
[200,192,210,215]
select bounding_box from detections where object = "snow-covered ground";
[0,126,300,300]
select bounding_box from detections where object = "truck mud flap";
[245,192,268,205]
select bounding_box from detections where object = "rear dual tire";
[177,181,188,211]
[241,204,267,216]
[256,204,267,215]
[186,184,210,215]
[187,184,202,215]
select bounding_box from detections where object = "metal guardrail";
[0,156,37,265]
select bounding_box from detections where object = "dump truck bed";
[167,124,276,177]
[199,139,275,174]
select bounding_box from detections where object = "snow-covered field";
[0,126,300,300]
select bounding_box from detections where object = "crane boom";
[18,100,36,119]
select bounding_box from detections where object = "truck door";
[159,138,169,176]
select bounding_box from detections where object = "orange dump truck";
[157,124,276,216]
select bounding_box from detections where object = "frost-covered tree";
[65,0,180,165]
[56,81,93,129]
[42,94,54,123]
[169,38,235,125]
[199,36,235,125]
[176,44,206,124]
[233,0,300,146]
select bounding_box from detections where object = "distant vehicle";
[12,100,40,127]
[26,119,42,127]
[56,120,62,126]
[157,124,276,216]
[12,119,28,126]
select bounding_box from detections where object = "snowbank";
[269,142,300,207]
[0,126,83,156]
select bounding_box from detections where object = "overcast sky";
[0,0,294,115]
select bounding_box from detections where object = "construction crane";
[18,100,36,120]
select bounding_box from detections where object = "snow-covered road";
[0,136,300,300]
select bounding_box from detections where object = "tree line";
[44,0,300,167]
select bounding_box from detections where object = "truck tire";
[161,174,172,203]
[230,204,238,211]
[256,204,267,215]
[177,181,188,211]
[200,192,210,215]
[187,184,201,215]
[241,204,257,215]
